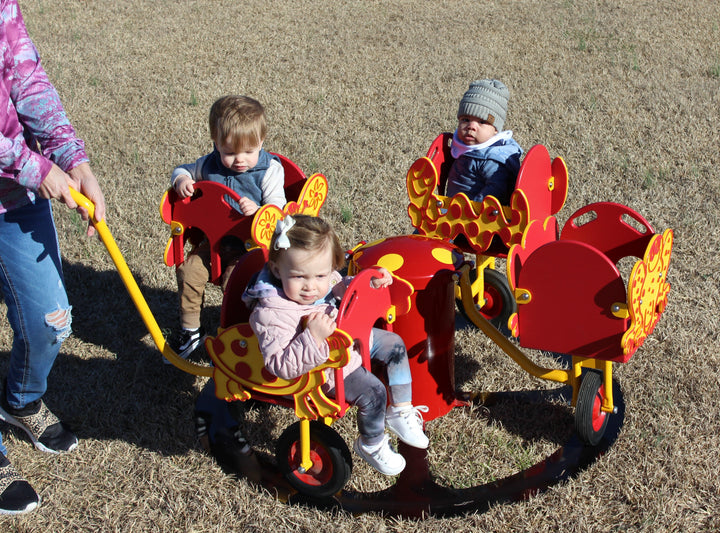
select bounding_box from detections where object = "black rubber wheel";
[276,421,352,499]
[457,267,516,335]
[575,370,611,446]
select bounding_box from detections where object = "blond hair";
[209,95,267,151]
[269,215,345,270]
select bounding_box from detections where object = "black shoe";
[211,427,263,484]
[195,410,261,484]
[0,454,40,515]
[166,327,206,363]
[0,399,78,454]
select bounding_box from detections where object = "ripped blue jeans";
[0,199,70,454]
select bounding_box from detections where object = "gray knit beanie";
[457,79,510,131]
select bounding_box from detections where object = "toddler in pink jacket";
[243,215,428,475]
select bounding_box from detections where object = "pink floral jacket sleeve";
[0,0,88,213]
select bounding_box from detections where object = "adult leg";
[0,199,77,453]
[0,200,70,409]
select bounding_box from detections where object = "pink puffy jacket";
[247,270,363,391]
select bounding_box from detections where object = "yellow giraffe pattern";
[622,228,674,357]
[406,156,530,253]
[252,173,328,250]
[206,323,354,420]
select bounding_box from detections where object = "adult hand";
[68,162,106,237]
[38,162,106,237]
[37,164,78,210]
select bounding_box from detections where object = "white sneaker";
[385,405,430,449]
[353,434,406,476]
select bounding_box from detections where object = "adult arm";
[2,1,105,229]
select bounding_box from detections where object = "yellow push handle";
[69,188,212,377]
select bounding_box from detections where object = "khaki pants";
[176,241,243,329]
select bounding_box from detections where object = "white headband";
[273,215,296,250]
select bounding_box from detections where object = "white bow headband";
[273,215,296,250]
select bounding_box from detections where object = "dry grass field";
[1,0,719,531]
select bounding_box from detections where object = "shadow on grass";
[285,382,626,518]
[1,260,626,517]
[228,381,627,518]
[0,260,221,457]
[478,386,576,445]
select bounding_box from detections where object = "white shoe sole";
[353,438,406,476]
[0,406,77,454]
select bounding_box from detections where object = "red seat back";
[220,248,268,328]
[561,202,655,264]
[161,154,306,285]
[425,133,453,195]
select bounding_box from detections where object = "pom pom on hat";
[457,79,510,131]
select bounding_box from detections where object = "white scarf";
[451,129,514,159]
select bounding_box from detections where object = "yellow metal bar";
[456,264,571,385]
[472,255,495,301]
[69,188,212,376]
[601,359,615,413]
[299,418,313,473]
[571,357,586,406]
[454,255,494,302]
[570,356,615,413]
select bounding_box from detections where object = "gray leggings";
[340,328,412,446]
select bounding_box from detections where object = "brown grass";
[1,0,719,531]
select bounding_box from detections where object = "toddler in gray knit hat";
[445,79,523,205]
